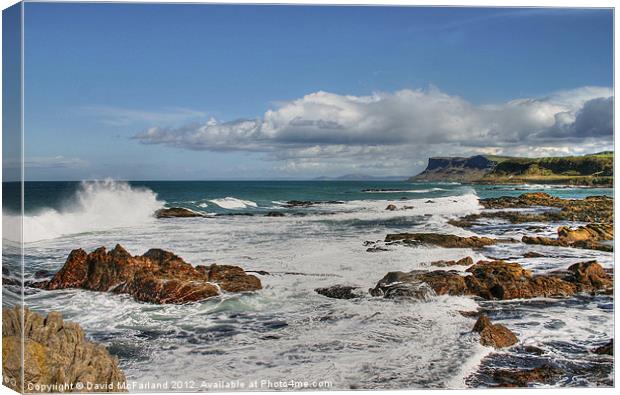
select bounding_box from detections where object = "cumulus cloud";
[133,86,613,175]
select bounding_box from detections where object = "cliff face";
[411,155,498,182]
[410,152,613,186]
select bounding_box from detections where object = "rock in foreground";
[2,306,126,392]
[37,245,261,304]
[155,207,204,218]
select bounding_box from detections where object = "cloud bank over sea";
[133,85,613,175]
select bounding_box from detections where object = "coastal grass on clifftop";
[411,152,613,186]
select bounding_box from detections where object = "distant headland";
[410,152,613,187]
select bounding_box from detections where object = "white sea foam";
[197,202,209,208]
[209,197,258,209]
[6,180,164,243]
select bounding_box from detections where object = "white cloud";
[133,86,613,175]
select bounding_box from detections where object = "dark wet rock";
[155,207,204,218]
[385,204,397,211]
[430,256,473,267]
[265,211,285,217]
[490,365,562,387]
[315,285,363,300]
[2,267,9,276]
[2,277,21,286]
[34,270,54,279]
[37,245,261,304]
[366,246,390,253]
[592,339,613,355]
[369,270,466,299]
[425,200,435,203]
[473,315,518,349]
[2,306,126,392]
[282,200,344,208]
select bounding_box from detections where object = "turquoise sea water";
[3,180,614,215]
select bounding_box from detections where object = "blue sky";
[10,3,615,180]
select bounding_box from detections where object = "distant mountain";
[410,152,613,186]
[314,173,408,181]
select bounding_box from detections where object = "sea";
[1,180,614,389]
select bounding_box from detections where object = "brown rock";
[465,260,577,300]
[370,260,610,302]
[2,306,126,392]
[565,261,613,290]
[385,204,397,211]
[39,245,261,304]
[385,233,497,248]
[523,224,614,252]
[154,207,203,218]
[430,256,474,267]
[557,223,613,242]
[480,192,613,223]
[473,315,518,348]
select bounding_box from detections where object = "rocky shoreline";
[6,191,614,389]
[317,192,615,387]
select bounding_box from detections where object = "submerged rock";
[265,211,285,217]
[315,285,363,300]
[473,315,518,349]
[369,270,465,299]
[36,245,261,304]
[2,306,126,392]
[154,207,204,218]
[385,233,497,248]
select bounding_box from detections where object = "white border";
[0,1,616,395]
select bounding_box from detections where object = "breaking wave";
[209,197,258,209]
[5,180,164,243]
